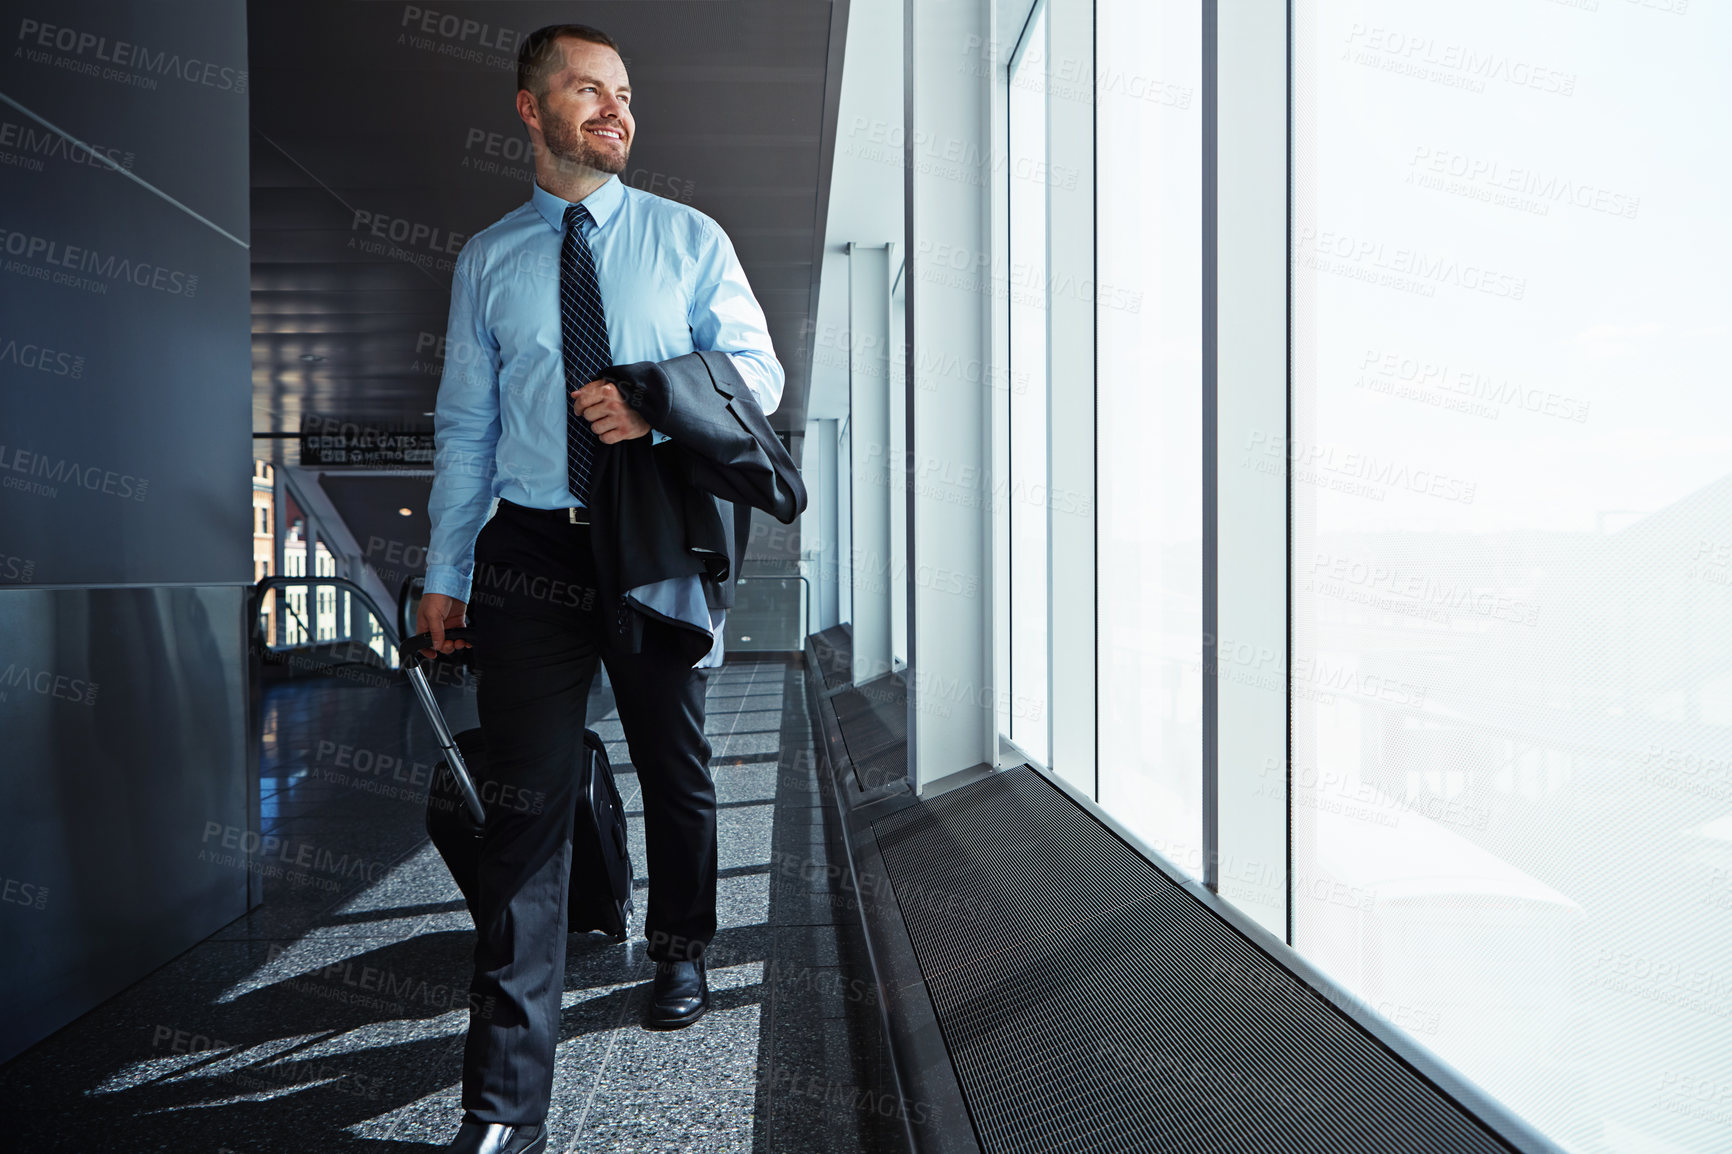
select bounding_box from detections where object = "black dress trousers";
[460,497,718,1124]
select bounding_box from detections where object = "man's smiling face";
[528,35,634,176]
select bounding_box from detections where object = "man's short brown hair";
[517,24,622,98]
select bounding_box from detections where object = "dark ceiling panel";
[249,0,836,437]
[317,474,437,595]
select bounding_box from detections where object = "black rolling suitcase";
[403,629,634,941]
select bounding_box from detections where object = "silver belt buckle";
[568,507,588,525]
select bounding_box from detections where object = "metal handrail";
[249,576,403,667]
[398,574,424,645]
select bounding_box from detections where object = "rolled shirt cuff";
[421,564,472,604]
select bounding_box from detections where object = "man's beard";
[540,105,628,175]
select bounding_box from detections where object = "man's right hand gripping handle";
[416,593,471,660]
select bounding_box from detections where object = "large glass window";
[1094,0,1204,875]
[1292,3,1732,1150]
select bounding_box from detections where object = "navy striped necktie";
[560,202,610,505]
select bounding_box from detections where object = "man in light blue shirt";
[415,23,783,1154]
[420,103,782,619]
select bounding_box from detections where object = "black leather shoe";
[644,953,709,1029]
[445,1119,546,1153]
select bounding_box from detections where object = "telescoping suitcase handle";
[401,629,486,826]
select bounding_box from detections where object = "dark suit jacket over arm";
[586,350,808,665]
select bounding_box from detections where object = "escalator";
[247,575,403,683]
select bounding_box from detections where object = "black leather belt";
[498,498,590,525]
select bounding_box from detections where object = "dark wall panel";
[0,0,251,585]
[0,585,249,1063]
[0,0,252,1062]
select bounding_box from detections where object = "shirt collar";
[532,173,625,234]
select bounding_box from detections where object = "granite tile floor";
[0,657,902,1153]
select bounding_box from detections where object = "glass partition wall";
[985,0,1732,1150]
[1289,3,1732,1150]
[1093,0,1205,878]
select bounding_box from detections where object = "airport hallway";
[0,657,899,1153]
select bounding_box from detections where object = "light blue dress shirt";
[424,174,784,621]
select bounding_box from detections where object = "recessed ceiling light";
[398,507,413,516]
